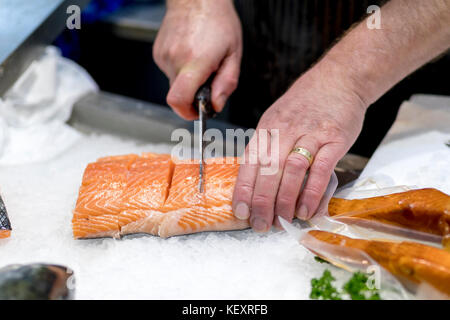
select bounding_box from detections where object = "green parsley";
[314,256,330,264]
[343,271,381,300]
[310,269,382,300]
[310,270,342,300]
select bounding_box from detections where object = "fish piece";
[73,153,175,238]
[73,154,249,239]
[0,194,11,239]
[72,214,120,239]
[306,230,450,297]
[163,158,240,211]
[328,188,450,245]
[158,205,249,238]
[122,156,174,211]
[120,158,246,237]
[119,209,166,236]
[0,264,74,300]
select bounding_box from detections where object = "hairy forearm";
[315,0,450,108]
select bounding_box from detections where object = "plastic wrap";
[279,175,450,299]
[310,185,450,250]
[280,218,450,299]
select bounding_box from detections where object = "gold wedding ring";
[291,147,314,166]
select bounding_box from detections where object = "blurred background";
[54,0,450,157]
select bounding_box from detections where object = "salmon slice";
[306,230,450,296]
[163,158,239,211]
[122,157,174,210]
[158,206,249,238]
[0,194,11,239]
[328,188,450,244]
[72,214,120,239]
[73,154,249,239]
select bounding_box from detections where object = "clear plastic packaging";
[279,177,450,299]
[311,184,450,250]
[280,218,450,299]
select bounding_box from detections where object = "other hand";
[153,0,243,119]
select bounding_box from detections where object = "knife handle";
[195,75,216,119]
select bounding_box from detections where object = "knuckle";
[167,46,181,61]
[276,194,294,210]
[225,76,239,91]
[285,155,309,173]
[303,185,323,200]
[252,193,272,210]
[234,181,254,196]
[166,93,184,108]
[312,157,331,173]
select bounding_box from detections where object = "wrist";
[318,52,371,111]
[292,56,369,115]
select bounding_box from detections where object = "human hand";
[153,0,242,120]
[232,60,368,231]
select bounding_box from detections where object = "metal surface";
[198,100,206,192]
[100,3,165,42]
[70,91,242,148]
[0,0,89,97]
[195,80,214,193]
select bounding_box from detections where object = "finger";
[296,143,342,220]
[250,129,292,232]
[232,135,259,221]
[152,41,177,82]
[167,62,215,120]
[211,53,241,113]
[273,137,320,229]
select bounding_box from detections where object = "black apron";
[230,0,387,128]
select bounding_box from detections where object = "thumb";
[167,63,214,120]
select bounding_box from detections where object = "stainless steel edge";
[69,91,246,153]
[0,0,90,97]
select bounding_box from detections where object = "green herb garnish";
[343,271,381,300]
[314,256,330,264]
[310,269,382,300]
[310,270,342,300]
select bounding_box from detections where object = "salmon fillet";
[328,188,450,246]
[305,230,450,296]
[73,154,249,239]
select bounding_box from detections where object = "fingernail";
[251,218,268,232]
[296,205,309,220]
[234,202,250,220]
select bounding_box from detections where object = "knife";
[195,77,216,193]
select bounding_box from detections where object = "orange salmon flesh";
[72,154,249,238]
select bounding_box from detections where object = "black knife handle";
[195,75,216,119]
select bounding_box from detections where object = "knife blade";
[195,77,216,193]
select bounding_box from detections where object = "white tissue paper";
[0,46,98,165]
[339,129,450,198]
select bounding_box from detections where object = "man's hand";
[232,60,367,231]
[232,0,450,232]
[153,0,242,119]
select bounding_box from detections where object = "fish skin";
[0,264,74,300]
[306,230,450,297]
[0,194,11,239]
[72,154,249,239]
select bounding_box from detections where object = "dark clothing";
[230,0,386,128]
